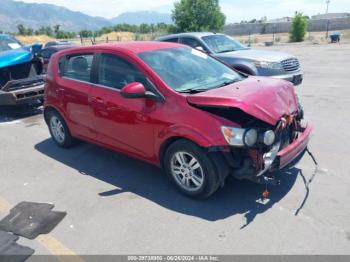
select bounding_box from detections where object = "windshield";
[202,35,248,53]
[0,35,22,52]
[138,47,242,93]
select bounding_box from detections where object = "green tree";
[53,24,61,37]
[172,0,226,32]
[17,24,26,35]
[26,27,34,36]
[139,23,151,34]
[79,30,94,38]
[289,12,308,42]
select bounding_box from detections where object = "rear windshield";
[138,47,242,93]
[0,35,22,52]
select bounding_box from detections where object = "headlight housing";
[255,61,282,70]
[221,127,258,147]
[263,130,276,146]
[222,127,275,147]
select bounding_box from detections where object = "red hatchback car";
[44,42,312,198]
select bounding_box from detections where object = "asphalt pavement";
[0,42,349,256]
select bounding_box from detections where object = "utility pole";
[326,0,330,14]
[325,0,331,39]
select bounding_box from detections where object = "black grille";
[1,76,44,92]
[281,58,300,72]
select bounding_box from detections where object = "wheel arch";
[232,63,256,75]
[44,105,68,126]
[219,57,258,75]
[158,136,230,187]
[159,136,191,168]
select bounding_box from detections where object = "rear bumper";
[276,123,313,169]
[0,84,44,106]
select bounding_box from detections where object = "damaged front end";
[187,77,313,184]
[0,35,44,106]
[207,107,312,184]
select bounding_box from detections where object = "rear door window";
[163,38,179,43]
[62,54,94,82]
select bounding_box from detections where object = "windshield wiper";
[217,49,236,54]
[177,88,209,94]
[216,79,238,88]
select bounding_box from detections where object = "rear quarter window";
[162,38,179,43]
[62,54,94,82]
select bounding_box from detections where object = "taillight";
[46,60,54,81]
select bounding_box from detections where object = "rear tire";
[163,139,220,199]
[47,110,74,148]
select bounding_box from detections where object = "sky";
[19,0,350,22]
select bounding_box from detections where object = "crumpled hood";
[216,49,295,62]
[0,48,33,69]
[186,77,298,126]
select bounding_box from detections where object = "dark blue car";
[0,34,44,106]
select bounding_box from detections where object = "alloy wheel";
[170,151,204,192]
[50,116,65,144]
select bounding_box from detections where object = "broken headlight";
[221,127,258,147]
[222,127,276,147]
[262,130,276,146]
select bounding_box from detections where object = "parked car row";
[0,32,303,107]
[0,32,311,198]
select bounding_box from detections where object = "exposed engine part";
[0,61,42,89]
[194,105,271,128]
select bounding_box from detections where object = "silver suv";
[156,32,303,86]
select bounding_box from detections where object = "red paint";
[277,124,313,168]
[44,42,312,172]
[121,82,146,96]
[187,76,298,126]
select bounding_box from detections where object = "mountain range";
[0,0,172,32]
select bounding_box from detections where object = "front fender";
[159,124,213,148]
[155,124,225,162]
[220,57,258,75]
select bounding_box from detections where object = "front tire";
[163,140,220,199]
[47,110,74,148]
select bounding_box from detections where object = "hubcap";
[50,116,65,144]
[170,152,204,191]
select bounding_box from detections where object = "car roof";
[57,41,184,56]
[43,45,74,51]
[156,32,223,41]
[0,33,16,39]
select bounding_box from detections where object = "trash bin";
[330,32,341,43]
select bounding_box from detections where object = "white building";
[312,13,350,20]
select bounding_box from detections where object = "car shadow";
[35,139,299,225]
[0,104,43,123]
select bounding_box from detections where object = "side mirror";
[121,82,163,101]
[195,46,206,53]
[121,82,147,99]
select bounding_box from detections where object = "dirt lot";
[1,42,350,257]
[234,29,350,45]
